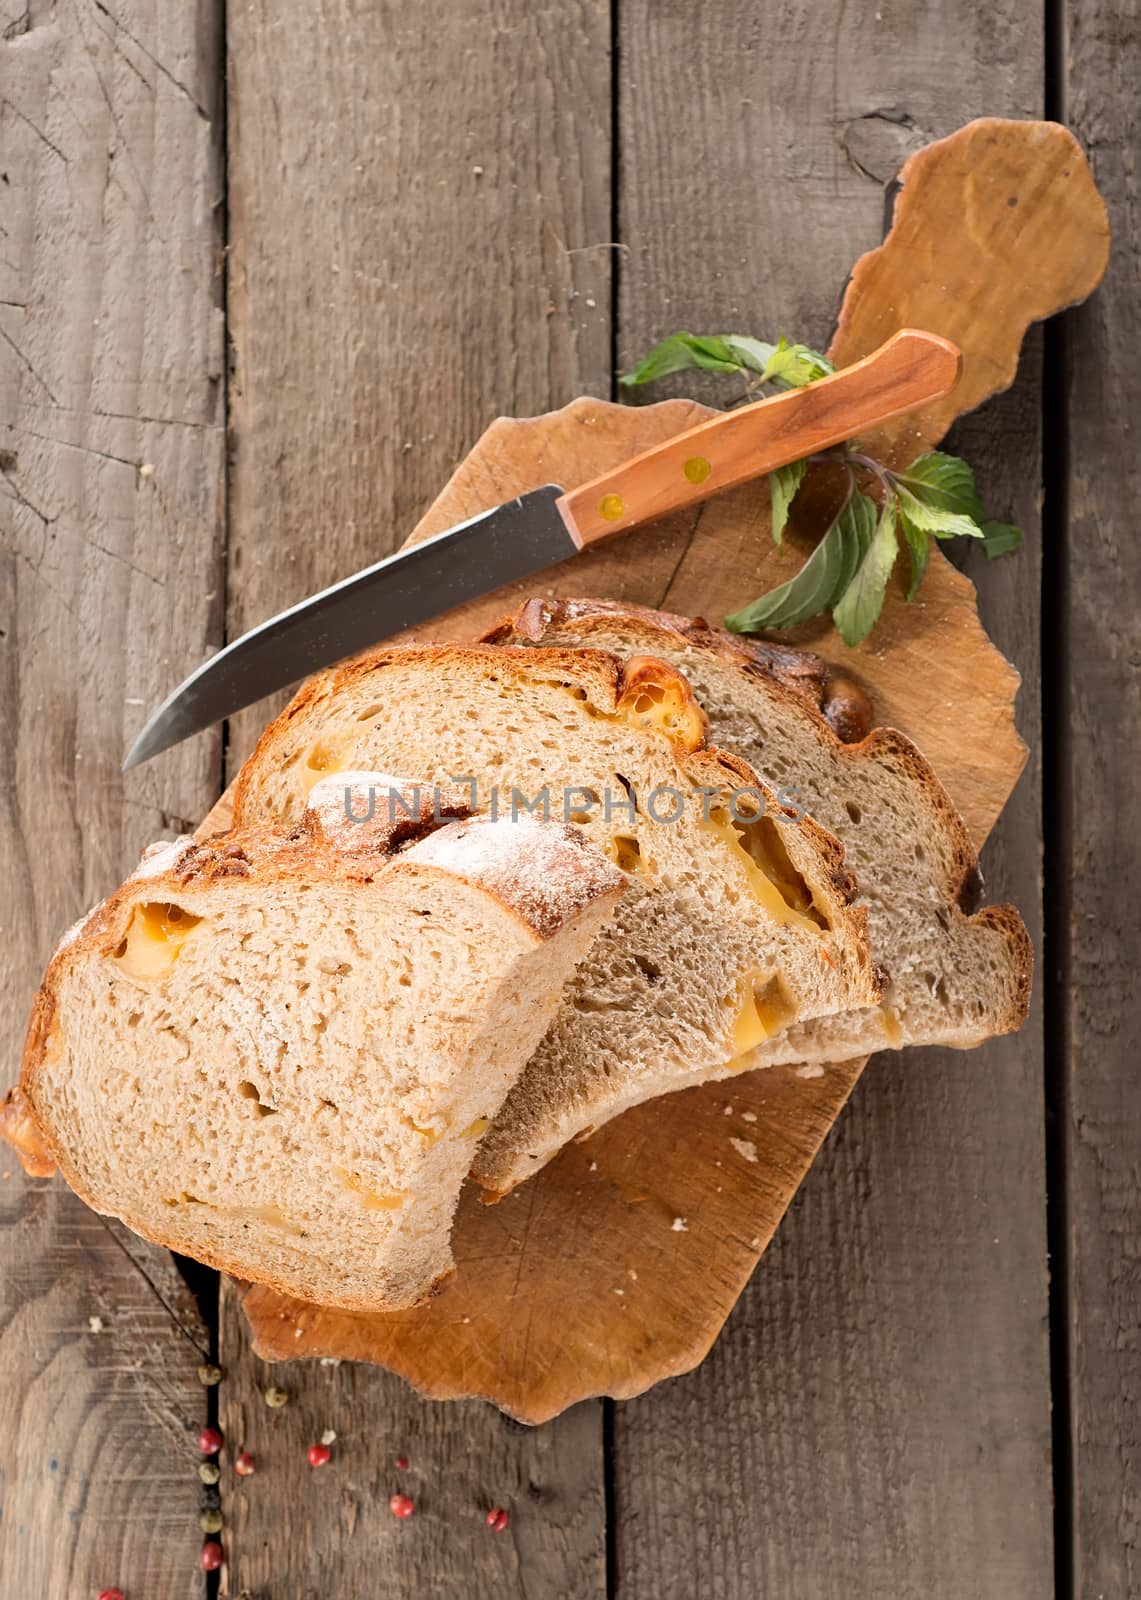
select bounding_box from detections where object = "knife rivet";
[598,493,625,522]
[683,455,712,485]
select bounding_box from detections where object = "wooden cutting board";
[233,119,1107,1423]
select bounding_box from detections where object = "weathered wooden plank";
[224,0,613,769]
[1061,5,1141,1591]
[219,1293,606,1600]
[220,2,612,1592]
[0,1177,211,1598]
[612,4,1053,1595]
[0,0,225,1591]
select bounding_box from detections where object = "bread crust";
[0,1085,57,1177]
[38,791,623,952]
[484,595,876,742]
[478,597,1032,1040]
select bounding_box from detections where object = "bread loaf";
[21,777,623,1308]
[483,598,1032,1069]
[232,645,880,1193]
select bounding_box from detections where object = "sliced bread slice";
[232,644,881,1193]
[21,777,623,1310]
[483,597,1032,1069]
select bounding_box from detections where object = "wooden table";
[1,3,1136,1596]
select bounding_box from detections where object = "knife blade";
[124,488,570,768]
[124,327,961,767]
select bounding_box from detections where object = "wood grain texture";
[0,1171,210,1599]
[0,0,224,1591]
[220,1,612,1592]
[224,0,612,769]
[609,5,1055,1595]
[830,118,1109,466]
[7,0,1125,1592]
[219,1291,606,1600]
[608,353,1052,1600]
[1062,4,1141,1591]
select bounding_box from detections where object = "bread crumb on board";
[671,1217,688,1232]
[729,1137,758,1164]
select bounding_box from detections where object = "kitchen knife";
[124,327,960,767]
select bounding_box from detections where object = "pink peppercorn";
[307,1443,331,1467]
[200,1542,224,1572]
[97,1590,126,1600]
[389,1492,415,1519]
[197,1426,224,1455]
[486,1506,509,1532]
[395,1455,409,1470]
[234,1451,256,1477]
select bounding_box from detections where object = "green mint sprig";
[620,332,833,394]
[621,330,1023,647]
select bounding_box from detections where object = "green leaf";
[619,333,746,387]
[833,492,900,647]
[720,335,778,375]
[760,335,835,389]
[725,486,876,634]
[899,508,930,601]
[620,330,833,392]
[894,451,984,519]
[769,458,808,546]
[980,519,1024,559]
[895,484,984,541]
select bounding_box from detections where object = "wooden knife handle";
[556,328,962,549]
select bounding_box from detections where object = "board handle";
[556,328,962,549]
